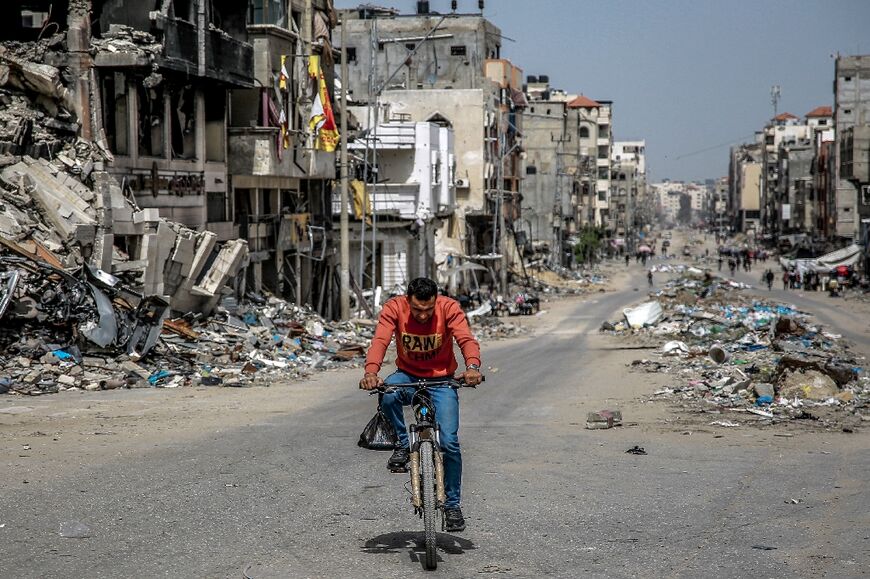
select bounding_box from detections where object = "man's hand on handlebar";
[359,372,384,390]
[458,367,482,386]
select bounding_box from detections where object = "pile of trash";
[469,315,529,341]
[601,271,869,429]
[0,290,374,395]
[523,263,608,295]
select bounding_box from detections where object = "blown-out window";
[137,84,165,158]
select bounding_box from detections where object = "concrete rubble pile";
[0,37,316,395]
[469,315,529,341]
[0,44,81,161]
[0,288,374,395]
[601,270,869,429]
[523,262,609,296]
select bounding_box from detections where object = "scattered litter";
[708,344,730,364]
[710,420,741,428]
[585,409,623,430]
[662,341,690,356]
[625,445,647,455]
[59,521,92,539]
[747,408,774,419]
[623,301,663,329]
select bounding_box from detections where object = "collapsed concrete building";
[0,0,254,358]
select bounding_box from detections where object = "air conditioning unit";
[455,178,470,188]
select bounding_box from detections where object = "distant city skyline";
[333,0,870,182]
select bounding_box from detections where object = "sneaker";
[444,507,466,532]
[387,447,410,471]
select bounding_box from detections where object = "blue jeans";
[381,370,462,509]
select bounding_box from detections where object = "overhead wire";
[670,134,757,160]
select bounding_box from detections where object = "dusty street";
[2,251,869,578]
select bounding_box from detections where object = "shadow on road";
[363,531,476,565]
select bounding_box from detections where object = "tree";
[573,225,603,264]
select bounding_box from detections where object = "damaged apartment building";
[341,105,455,294]
[228,0,341,316]
[1,0,346,319]
[336,2,526,293]
[0,0,256,333]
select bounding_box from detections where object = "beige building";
[567,95,612,229]
[337,7,524,290]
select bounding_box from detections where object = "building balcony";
[333,182,429,219]
[247,25,296,83]
[228,127,335,180]
[350,123,417,150]
[155,16,254,87]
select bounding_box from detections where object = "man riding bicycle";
[359,277,482,532]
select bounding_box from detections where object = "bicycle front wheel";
[419,441,437,570]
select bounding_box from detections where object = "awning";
[779,243,861,273]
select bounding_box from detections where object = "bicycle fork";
[408,427,447,510]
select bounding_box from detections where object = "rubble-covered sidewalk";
[601,267,869,430]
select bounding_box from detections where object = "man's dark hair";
[407,277,438,301]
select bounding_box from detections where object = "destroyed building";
[0,0,256,359]
[228,0,341,317]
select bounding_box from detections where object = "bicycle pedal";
[389,466,409,474]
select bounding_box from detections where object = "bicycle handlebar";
[374,375,485,393]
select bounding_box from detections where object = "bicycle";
[372,377,482,570]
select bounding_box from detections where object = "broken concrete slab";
[1,160,95,240]
[191,239,248,298]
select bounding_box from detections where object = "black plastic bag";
[358,405,398,450]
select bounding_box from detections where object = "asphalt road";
[2,271,869,578]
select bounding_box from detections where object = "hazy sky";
[333,0,870,182]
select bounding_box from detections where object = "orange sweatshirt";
[364,295,481,378]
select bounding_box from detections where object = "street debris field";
[0,29,546,397]
[601,266,869,432]
[0,270,544,396]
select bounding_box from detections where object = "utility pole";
[551,114,572,267]
[492,101,508,295]
[339,11,350,319]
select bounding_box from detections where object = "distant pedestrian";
[625,253,630,267]
[718,256,723,271]
[782,270,789,290]
[647,270,654,288]
[765,269,774,291]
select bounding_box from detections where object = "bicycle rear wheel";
[419,441,437,570]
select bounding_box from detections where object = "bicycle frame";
[379,380,464,514]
